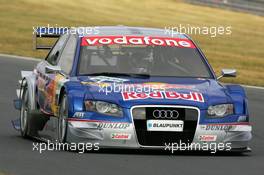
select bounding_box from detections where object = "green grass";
[0,0,264,86]
[0,172,8,175]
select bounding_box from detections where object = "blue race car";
[13,26,252,152]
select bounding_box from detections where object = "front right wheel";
[20,83,31,137]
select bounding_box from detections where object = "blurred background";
[0,0,263,86]
[187,0,264,16]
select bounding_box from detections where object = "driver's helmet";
[127,46,153,73]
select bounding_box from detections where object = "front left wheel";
[58,94,68,143]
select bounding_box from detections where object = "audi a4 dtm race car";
[13,26,252,152]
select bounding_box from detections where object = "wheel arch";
[56,82,87,118]
[225,84,248,115]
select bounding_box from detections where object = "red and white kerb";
[81,36,196,48]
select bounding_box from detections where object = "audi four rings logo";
[153,110,179,119]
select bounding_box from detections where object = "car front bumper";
[66,119,252,152]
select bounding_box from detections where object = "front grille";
[132,106,198,146]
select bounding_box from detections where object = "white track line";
[0,53,40,61]
[242,85,264,90]
[1,53,264,90]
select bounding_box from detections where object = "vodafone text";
[81,36,196,48]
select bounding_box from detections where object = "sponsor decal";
[97,123,130,129]
[201,125,233,131]
[198,135,217,141]
[147,120,184,132]
[81,36,196,48]
[81,82,195,90]
[238,115,248,122]
[122,91,204,102]
[81,81,110,88]
[40,73,67,115]
[89,76,128,83]
[111,133,131,140]
[200,124,251,132]
[73,112,85,118]
[142,82,195,90]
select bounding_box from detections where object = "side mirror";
[45,65,61,74]
[217,69,237,80]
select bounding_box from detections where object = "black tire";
[20,84,33,137]
[58,94,69,143]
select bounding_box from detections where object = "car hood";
[78,76,232,109]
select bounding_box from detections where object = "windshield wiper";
[86,72,150,78]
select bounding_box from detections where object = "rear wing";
[33,27,68,50]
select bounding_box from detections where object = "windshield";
[78,36,212,78]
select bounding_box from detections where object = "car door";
[36,34,69,114]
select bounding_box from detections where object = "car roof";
[71,26,189,39]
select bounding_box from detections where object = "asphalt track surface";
[0,55,263,175]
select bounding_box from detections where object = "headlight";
[207,104,234,118]
[84,100,123,117]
